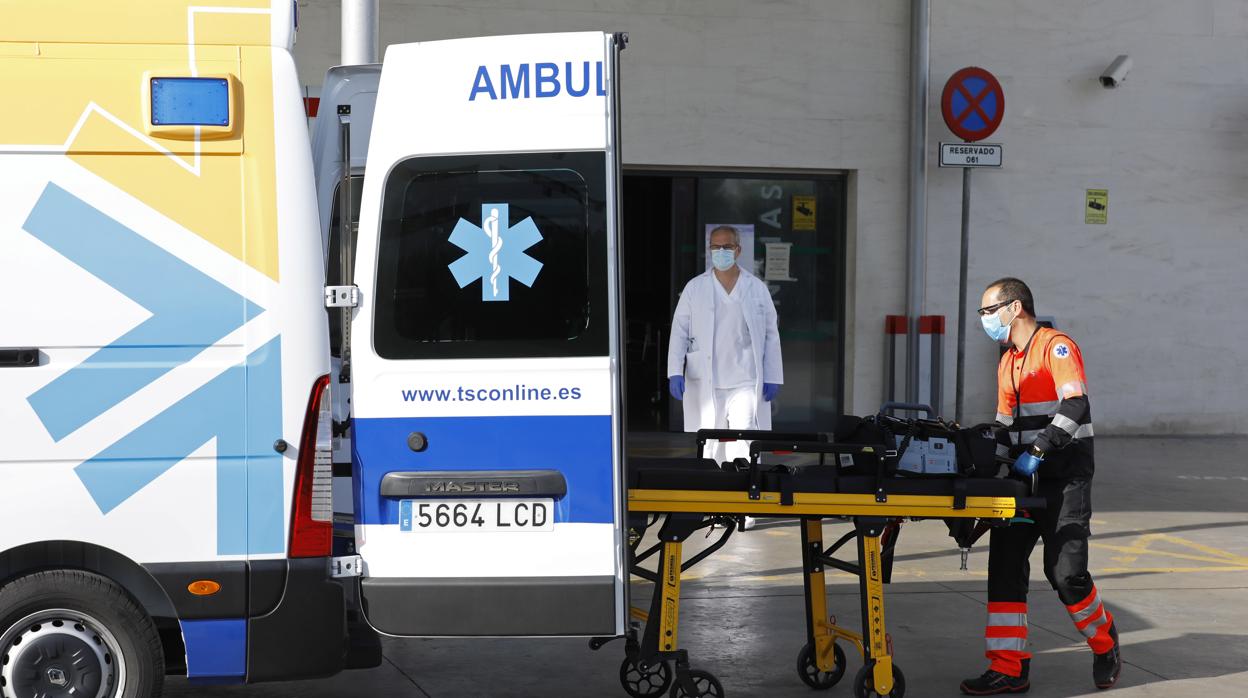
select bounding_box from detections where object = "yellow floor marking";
[1100,566,1248,574]
[1093,532,1248,571]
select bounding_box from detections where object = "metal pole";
[905,0,930,404]
[337,108,354,382]
[341,0,379,65]
[955,166,971,423]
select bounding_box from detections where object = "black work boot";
[960,659,1030,695]
[1093,623,1122,689]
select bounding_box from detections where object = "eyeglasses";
[709,244,738,251]
[977,299,1016,316]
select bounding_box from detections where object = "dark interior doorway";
[621,171,847,434]
[621,175,677,431]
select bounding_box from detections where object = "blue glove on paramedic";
[1012,447,1044,476]
[669,376,685,401]
[762,383,781,402]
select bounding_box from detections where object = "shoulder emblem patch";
[1053,343,1071,359]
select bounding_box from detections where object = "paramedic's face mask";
[979,298,1017,344]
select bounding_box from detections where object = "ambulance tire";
[619,656,672,698]
[796,641,847,689]
[668,669,724,698]
[852,662,905,698]
[0,570,164,698]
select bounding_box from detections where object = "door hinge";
[325,285,360,308]
[331,554,362,578]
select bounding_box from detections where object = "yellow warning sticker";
[1085,189,1108,224]
[792,195,816,230]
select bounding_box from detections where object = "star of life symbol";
[448,203,543,301]
[1054,343,1070,359]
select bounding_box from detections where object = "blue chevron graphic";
[75,338,285,555]
[23,183,262,441]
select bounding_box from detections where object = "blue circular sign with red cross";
[941,67,1004,142]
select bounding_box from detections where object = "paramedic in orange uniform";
[960,278,1122,695]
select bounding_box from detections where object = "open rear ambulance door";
[348,32,628,636]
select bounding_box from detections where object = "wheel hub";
[46,667,69,688]
[0,610,123,698]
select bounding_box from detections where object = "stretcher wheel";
[797,641,847,689]
[852,662,905,698]
[620,656,673,698]
[668,669,724,698]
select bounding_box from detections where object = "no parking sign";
[941,67,1004,142]
[943,66,1006,424]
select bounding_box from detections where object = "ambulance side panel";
[0,0,340,684]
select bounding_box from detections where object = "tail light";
[290,375,333,558]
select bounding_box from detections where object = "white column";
[341,0,379,65]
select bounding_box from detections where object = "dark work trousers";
[983,478,1115,676]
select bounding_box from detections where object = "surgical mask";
[710,248,736,271]
[981,307,1014,343]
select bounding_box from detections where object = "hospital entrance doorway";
[621,171,847,434]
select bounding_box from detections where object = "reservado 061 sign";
[939,142,1002,168]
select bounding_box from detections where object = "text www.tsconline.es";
[401,385,583,403]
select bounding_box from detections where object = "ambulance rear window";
[372,151,609,360]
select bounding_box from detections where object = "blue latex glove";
[762,383,781,402]
[1012,450,1043,476]
[669,376,685,401]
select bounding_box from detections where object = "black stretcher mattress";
[628,457,1031,499]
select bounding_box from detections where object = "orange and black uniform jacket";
[996,326,1094,479]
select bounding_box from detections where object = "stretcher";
[596,426,1043,698]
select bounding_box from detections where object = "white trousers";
[703,386,759,464]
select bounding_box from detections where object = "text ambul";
[469,61,607,101]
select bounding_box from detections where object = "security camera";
[1099,55,1132,88]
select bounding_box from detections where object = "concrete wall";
[293,0,1248,434]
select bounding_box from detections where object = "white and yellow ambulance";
[0,2,627,695]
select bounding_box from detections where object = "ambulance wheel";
[620,656,672,698]
[0,570,164,698]
[797,641,847,689]
[668,669,724,698]
[853,662,905,698]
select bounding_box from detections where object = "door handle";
[0,348,40,367]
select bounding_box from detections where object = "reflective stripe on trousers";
[985,601,1030,677]
[1066,585,1115,654]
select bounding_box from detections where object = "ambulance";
[0,0,627,694]
[315,31,629,638]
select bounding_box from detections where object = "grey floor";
[167,436,1248,697]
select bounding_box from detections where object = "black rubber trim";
[380,469,567,499]
[144,561,247,619]
[246,557,346,683]
[361,576,615,636]
[248,559,286,617]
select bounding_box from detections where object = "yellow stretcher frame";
[624,487,1023,697]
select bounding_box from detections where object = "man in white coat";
[667,225,784,465]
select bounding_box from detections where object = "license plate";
[398,499,553,532]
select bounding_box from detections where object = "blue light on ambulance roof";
[150,77,229,127]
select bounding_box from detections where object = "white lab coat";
[667,268,783,433]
